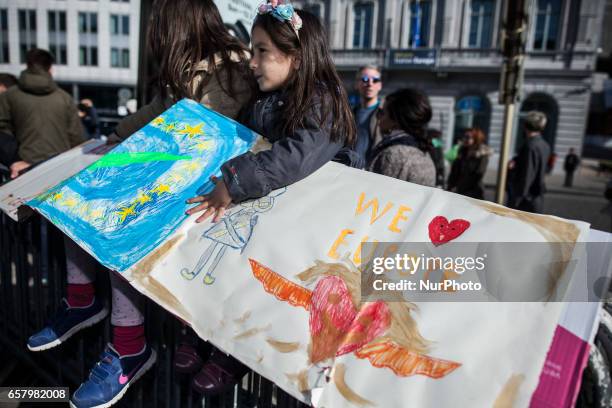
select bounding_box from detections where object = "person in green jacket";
[0,49,83,178]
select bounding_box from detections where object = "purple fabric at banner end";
[530,325,590,408]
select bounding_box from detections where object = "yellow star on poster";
[51,192,63,202]
[164,123,175,133]
[136,192,152,205]
[151,184,170,195]
[116,203,138,223]
[152,117,165,127]
[178,123,204,139]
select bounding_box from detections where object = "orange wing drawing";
[249,258,312,311]
[354,340,461,379]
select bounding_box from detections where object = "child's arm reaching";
[187,99,343,222]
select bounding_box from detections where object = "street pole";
[495,0,528,205]
[496,103,515,204]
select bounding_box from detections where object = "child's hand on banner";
[186,175,232,223]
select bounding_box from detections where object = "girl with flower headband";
[183,1,359,393]
[187,2,358,223]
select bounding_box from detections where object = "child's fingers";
[196,207,216,223]
[186,202,209,215]
[213,207,226,223]
[186,196,206,204]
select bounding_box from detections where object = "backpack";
[367,134,419,164]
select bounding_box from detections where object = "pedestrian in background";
[0,49,83,178]
[368,88,436,187]
[447,128,492,199]
[0,73,17,94]
[0,73,18,168]
[508,111,551,213]
[353,65,383,168]
[564,147,580,187]
[428,128,445,188]
[77,99,101,140]
[546,151,557,174]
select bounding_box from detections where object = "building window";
[111,47,129,68]
[468,0,494,48]
[533,0,561,51]
[48,11,67,65]
[79,46,98,66]
[110,14,129,36]
[79,12,98,66]
[0,9,9,63]
[353,2,374,48]
[110,14,130,68]
[18,9,37,63]
[408,0,431,48]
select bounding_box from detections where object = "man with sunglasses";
[353,65,383,168]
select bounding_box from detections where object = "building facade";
[295,0,606,170]
[0,0,140,118]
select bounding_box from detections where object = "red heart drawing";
[428,216,470,246]
[336,301,390,356]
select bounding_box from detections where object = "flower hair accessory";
[257,2,303,38]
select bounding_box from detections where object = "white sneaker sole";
[27,306,109,352]
[69,349,157,408]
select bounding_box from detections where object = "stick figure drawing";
[180,188,286,285]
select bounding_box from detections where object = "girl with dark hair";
[182,2,359,393]
[186,3,357,223]
[367,88,436,186]
[110,0,253,141]
[27,1,253,407]
[447,128,492,199]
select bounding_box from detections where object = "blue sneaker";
[70,343,157,408]
[27,297,108,351]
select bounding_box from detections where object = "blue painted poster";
[28,99,257,272]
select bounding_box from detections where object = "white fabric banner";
[122,162,590,407]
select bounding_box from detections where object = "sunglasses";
[361,75,381,84]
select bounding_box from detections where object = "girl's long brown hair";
[252,10,356,146]
[148,0,250,101]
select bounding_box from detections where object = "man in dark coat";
[0,49,83,178]
[353,65,383,168]
[563,147,580,187]
[0,73,17,169]
[508,111,551,213]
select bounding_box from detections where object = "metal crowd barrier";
[0,168,309,408]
